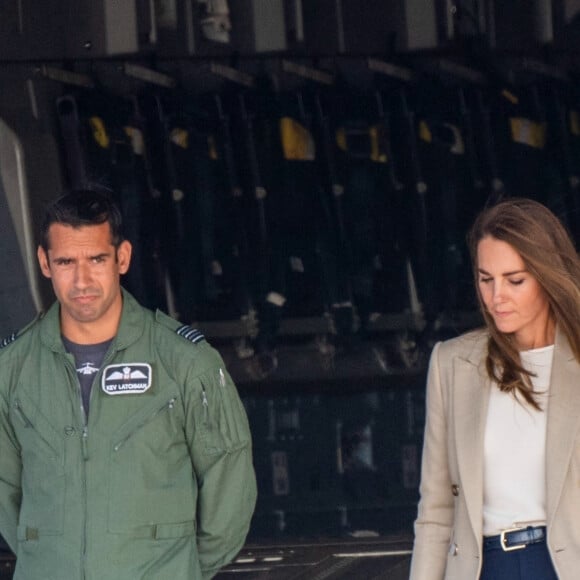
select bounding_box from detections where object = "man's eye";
[92,256,105,264]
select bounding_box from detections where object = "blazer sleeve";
[409,341,454,580]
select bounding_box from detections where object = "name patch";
[102,363,152,395]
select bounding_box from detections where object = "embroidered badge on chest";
[102,363,152,395]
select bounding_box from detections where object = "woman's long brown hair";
[468,198,580,409]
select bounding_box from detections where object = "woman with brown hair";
[409,197,580,579]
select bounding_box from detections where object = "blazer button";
[451,484,459,496]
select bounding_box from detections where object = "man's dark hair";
[40,189,124,251]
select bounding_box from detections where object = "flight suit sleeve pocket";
[197,368,252,457]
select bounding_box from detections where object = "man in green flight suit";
[0,189,257,579]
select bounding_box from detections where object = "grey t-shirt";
[62,336,112,415]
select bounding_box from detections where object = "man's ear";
[37,246,52,279]
[116,240,132,275]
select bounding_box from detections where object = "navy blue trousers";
[480,541,558,579]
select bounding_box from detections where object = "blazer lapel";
[546,330,580,524]
[453,350,490,543]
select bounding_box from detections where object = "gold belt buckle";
[500,526,526,552]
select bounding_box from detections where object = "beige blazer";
[409,327,580,580]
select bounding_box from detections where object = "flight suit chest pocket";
[108,395,195,533]
[11,397,64,464]
[10,396,66,535]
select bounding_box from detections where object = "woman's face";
[477,236,554,350]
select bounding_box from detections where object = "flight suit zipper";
[62,357,88,580]
[64,346,116,580]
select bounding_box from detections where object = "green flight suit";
[0,290,257,580]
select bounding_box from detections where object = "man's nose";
[74,262,92,287]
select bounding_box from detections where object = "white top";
[482,345,554,536]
